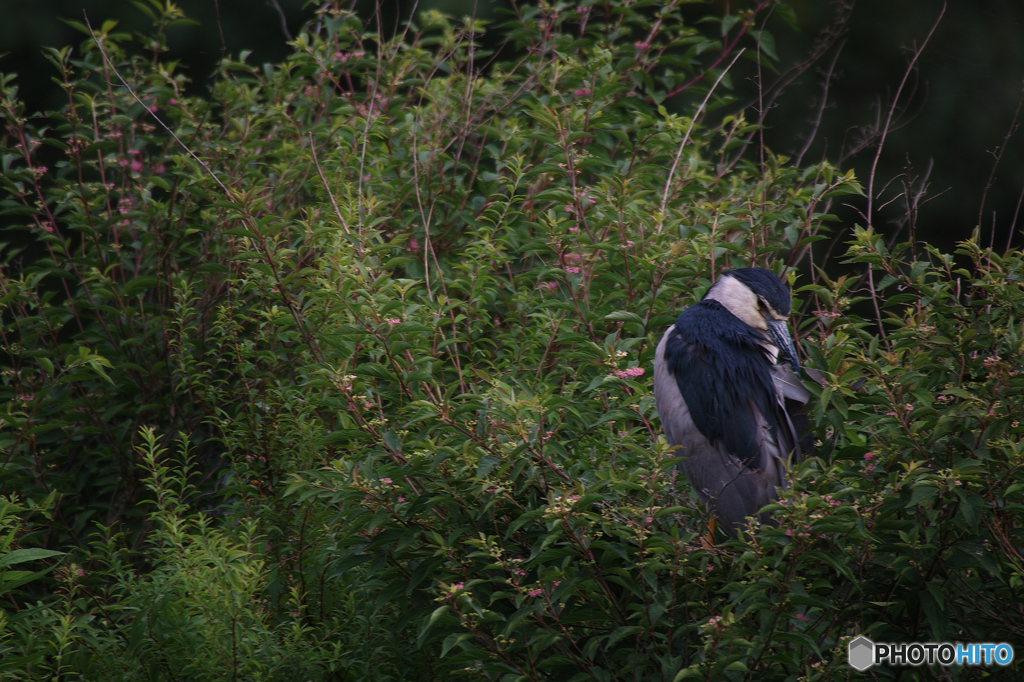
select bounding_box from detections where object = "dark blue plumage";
[662,299,782,469]
[653,267,812,532]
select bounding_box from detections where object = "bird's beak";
[767,319,801,374]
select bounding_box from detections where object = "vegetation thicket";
[0,1,1021,680]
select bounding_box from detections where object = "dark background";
[3,0,1024,252]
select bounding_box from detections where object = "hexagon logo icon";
[848,636,874,671]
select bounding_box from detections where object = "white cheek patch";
[705,275,767,330]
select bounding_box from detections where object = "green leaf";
[440,632,473,657]
[123,275,159,298]
[476,455,501,478]
[907,484,938,508]
[604,310,644,324]
[0,548,65,570]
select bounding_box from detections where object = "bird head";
[703,268,801,373]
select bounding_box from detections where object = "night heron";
[653,268,811,536]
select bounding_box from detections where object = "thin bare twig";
[356,2,385,217]
[977,80,1024,239]
[903,156,933,257]
[754,7,773,175]
[657,49,746,233]
[267,0,293,42]
[730,0,853,164]
[795,42,845,167]
[864,1,946,344]
[1006,182,1024,254]
[84,13,323,363]
[866,2,946,228]
[309,132,362,258]
[84,14,233,199]
[212,0,227,63]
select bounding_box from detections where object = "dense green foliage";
[1,1,1022,680]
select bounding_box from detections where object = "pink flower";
[380,477,392,484]
[169,98,178,105]
[397,497,405,503]
[529,589,543,597]
[574,88,591,96]
[155,164,165,174]
[612,367,644,379]
[634,41,650,50]
[130,160,143,172]
[565,267,581,274]
[451,583,464,590]
[863,452,874,461]
[796,613,808,622]
[385,318,401,326]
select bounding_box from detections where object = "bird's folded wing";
[771,363,810,403]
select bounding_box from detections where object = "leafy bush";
[0,1,1021,680]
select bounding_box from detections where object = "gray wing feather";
[653,326,694,449]
[772,362,810,403]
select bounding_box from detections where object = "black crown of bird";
[653,268,811,538]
